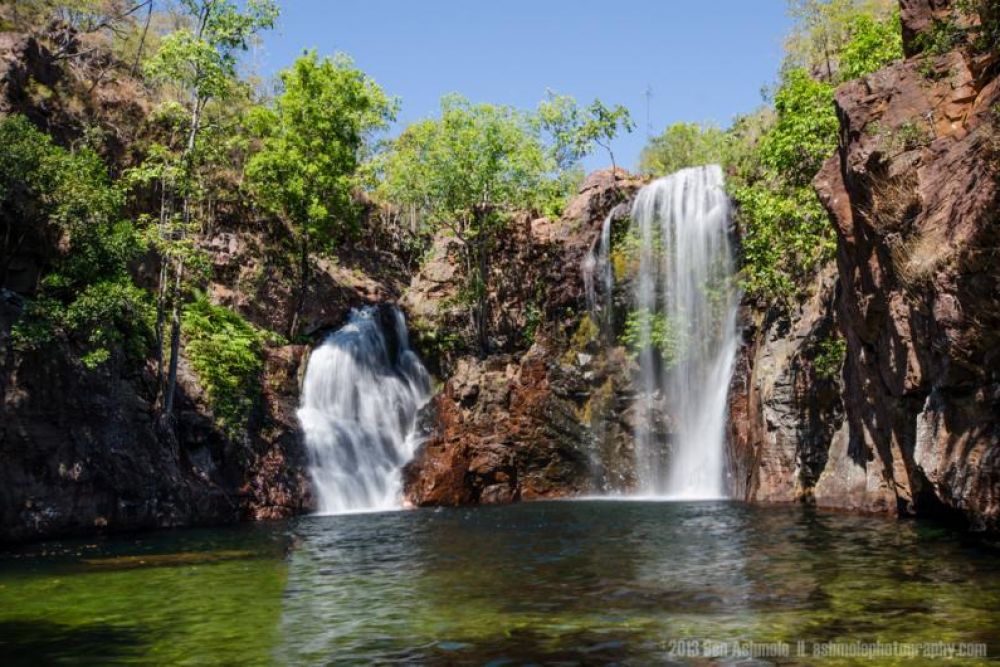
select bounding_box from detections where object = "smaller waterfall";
[582,211,614,332]
[297,306,431,514]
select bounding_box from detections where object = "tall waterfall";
[632,165,739,499]
[297,306,431,514]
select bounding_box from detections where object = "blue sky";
[255,1,792,172]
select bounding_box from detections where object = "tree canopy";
[378,92,631,353]
[637,0,904,308]
[246,50,396,336]
[247,51,397,244]
[638,123,729,176]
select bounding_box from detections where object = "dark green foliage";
[523,301,542,345]
[912,16,965,57]
[182,296,279,435]
[2,115,152,368]
[62,280,155,368]
[728,69,839,306]
[814,334,847,380]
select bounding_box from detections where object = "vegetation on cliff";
[640,0,904,308]
[377,94,632,356]
[0,0,639,436]
[2,114,153,369]
[246,50,397,338]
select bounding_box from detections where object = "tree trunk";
[289,229,309,339]
[470,221,491,358]
[153,174,170,400]
[131,0,154,77]
[162,257,184,416]
[476,243,489,356]
[154,258,168,397]
[161,3,208,417]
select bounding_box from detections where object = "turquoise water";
[1,501,998,665]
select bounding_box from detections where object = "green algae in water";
[1,502,999,665]
[0,525,289,666]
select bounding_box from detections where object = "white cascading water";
[297,306,431,514]
[582,211,614,332]
[632,165,739,499]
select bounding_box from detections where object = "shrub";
[3,115,152,367]
[621,308,685,369]
[182,296,278,435]
[814,335,847,380]
[839,11,903,80]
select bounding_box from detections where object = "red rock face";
[811,1,1000,529]
[403,171,645,507]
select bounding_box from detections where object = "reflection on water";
[0,502,998,665]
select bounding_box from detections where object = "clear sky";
[255,1,793,172]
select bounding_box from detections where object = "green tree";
[785,0,897,81]
[536,91,585,171]
[246,51,397,338]
[639,122,729,176]
[1,115,152,368]
[142,0,277,419]
[559,99,634,181]
[757,69,838,186]
[838,10,903,80]
[378,95,552,355]
[729,68,839,307]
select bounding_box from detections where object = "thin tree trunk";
[154,258,168,395]
[163,257,184,416]
[154,174,169,400]
[289,229,309,339]
[161,5,208,417]
[131,0,154,77]
[476,240,489,356]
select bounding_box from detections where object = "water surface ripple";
[1,501,998,665]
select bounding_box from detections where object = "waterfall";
[297,306,431,514]
[582,211,614,332]
[631,165,739,499]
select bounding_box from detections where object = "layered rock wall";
[814,1,1000,529]
[730,0,1000,531]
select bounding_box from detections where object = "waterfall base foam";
[297,306,430,514]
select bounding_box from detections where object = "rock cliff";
[730,0,1000,531]
[817,0,999,530]
[402,171,645,506]
[0,27,401,542]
